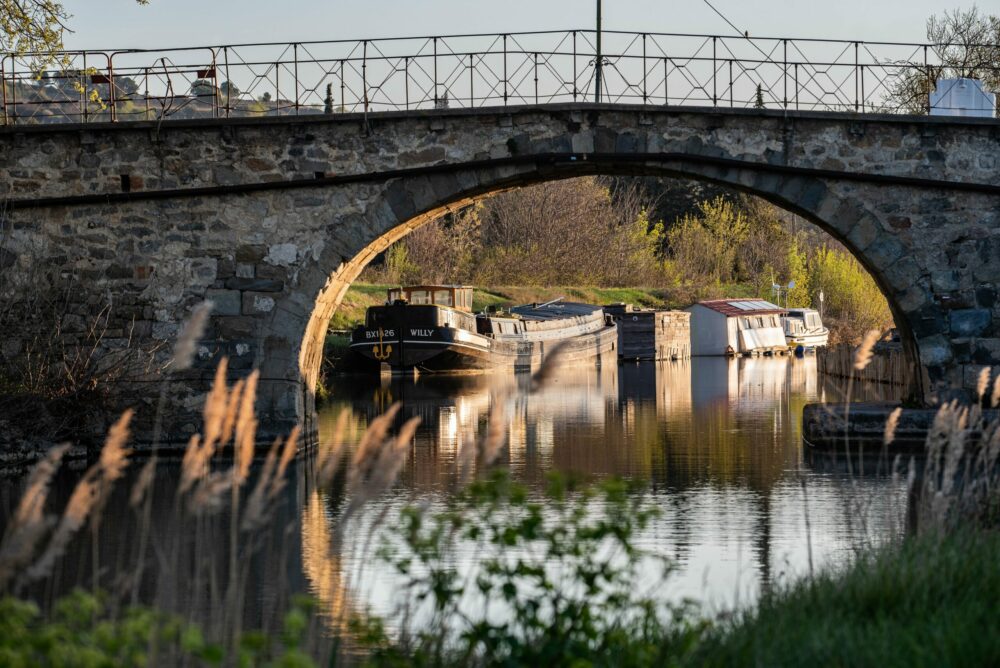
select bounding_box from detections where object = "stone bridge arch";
[2,105,998,442]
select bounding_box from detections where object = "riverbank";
[688,528,1000,666]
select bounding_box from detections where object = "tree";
[1,1,149,57]
[219,80,240,100]
[889,7,1000,115]
[189,78,216,98]
[754,83,766,109]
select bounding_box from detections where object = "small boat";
[782,308,830,349]
[349,285,617,374]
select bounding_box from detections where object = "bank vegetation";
[362,176,893,344]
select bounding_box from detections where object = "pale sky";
[61,0,976,51]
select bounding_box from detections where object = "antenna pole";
[595,0,603,103]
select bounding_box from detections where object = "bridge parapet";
[3,30,999,125]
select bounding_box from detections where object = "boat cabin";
[387,285,474,312]
[685,299,788,356]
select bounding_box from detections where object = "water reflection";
[310,357,907,621]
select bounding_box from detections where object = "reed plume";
[0,444,70,590]
[27,410,133,582]
[884,407,902,446]
[853,330,880,371]
[977,367,992,403]
[171,301,213,372]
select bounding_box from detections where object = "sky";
[60,0,976,51]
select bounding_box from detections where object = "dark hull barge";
[349,286,617,374]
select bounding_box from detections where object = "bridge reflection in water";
[307,357,906,626]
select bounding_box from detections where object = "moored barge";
[349,285,617,373]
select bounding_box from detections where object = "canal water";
[308,356,907,624]
[0,356,907,634]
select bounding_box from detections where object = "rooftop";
[695,299,788,317]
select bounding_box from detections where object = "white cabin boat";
[782,308,829,349]
[685,300,788,356]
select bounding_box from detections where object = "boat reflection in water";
[308,357,905,626]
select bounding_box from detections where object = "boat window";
[806,314,820,327]
[388,289,401,302]
[743,317,751,329]
[756,317,765,328]
[434,289,452,306]
[408,290,431,305]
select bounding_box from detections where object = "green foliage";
[691,529,1000,667]
[785,239,810,307]
[0,590,318,667]
[809,245,893,343]
[354,471,706,667]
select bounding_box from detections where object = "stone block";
[266,243,297,266]
[205,289,242,316]
[236,263,254,278]
[917,334,953,366]
[224,277,284,292]
[235,245,266,262]
[949,309,992,337]
[242,292,277,315]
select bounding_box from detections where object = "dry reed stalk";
[190,471,234,516]
[343,416,421,520]
[235,371,260,485]
[316,411,349,488]
[219,378,246,456]
[171,301,213,372]
[241,438,283,532]
[129,457,157,508]
[267,426,301,501]
[202,359,231,453]
[853,330,880,371]
[27,411,134,582]
[478,400,507,470]
[530,341,569,392]
[0,444,70,590]
[977,367,992,402]
[991,375,1000,408]
[884,407,903,446]
[178,434,205,495]
[346,404,402,492]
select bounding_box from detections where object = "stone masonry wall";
[1,105,999,443]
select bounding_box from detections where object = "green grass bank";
[688,529,1000,667]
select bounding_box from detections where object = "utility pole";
[594,0,603,103]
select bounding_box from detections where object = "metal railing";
[1,29,997,125]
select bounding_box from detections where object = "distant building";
[930,78,996,118]
[685,300,788,356]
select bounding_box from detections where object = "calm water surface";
[0,356,906,633]
[308,356,906,623]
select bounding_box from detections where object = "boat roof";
[510,302,602,321]
[696,299,787,317]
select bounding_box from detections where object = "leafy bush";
[352,471,706,667]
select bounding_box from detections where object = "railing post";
[728,59,733,107]
[712,36,717,106]
[108,55,117,122]
[924,45,931,114]
[860,64,865,113]
[664,56,669,106]
[1,56,7,126]
[572,31,578,101]
[224,46,231,118]
[293,43,300,115]
[405,57,410,110]
[82,52,89,122]
[642,33,647,104]
[433,37,438,106]
[854,41,859,112]
[782,39,788,109]
[362,40,369,113]
[503,34,508,105]
[143,67,150,120]
[340,59,345,112]
[274,62,279,114]
[468,53,474,107]
[794,62,799,110]
[534,52,539,104]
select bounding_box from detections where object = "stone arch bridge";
[2,105,999,442]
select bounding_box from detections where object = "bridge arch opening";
[298,162,918,424]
